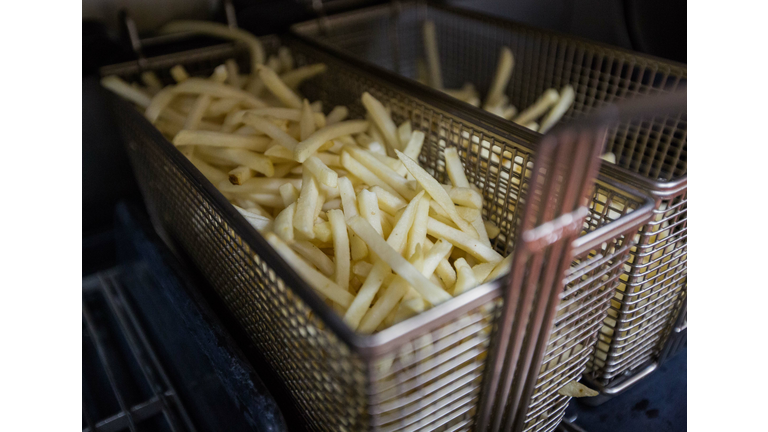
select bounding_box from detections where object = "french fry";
[234,206,271,231]
[294,170,319,239]
[328,209,351,291]
[279,63,327,89]
[304,156,338,188]
[141,71,162,94]
[160,20,264,71]
[601,152,616,164]
[358,189,383,236]
[228,166,252,185]
[278,46,294,72]
[274,203,296,242]
[447,187,483,209]
[173,78,267,108]
[241,113,299,151]
[422,20,443,89]
[407,196,431,258]
[341,151,402,198]
[326,106,349,125]
[101,76,153,108]
[402,130,426,161]
[396,150,478,238]
[452,258,478,295]
[444,147,470,188]
[294,120,370,162]
[345,146,414,199]
[485,254,512,283]
[218,177,301,195]
[514,88,559,125]
[427,217,502,263]
[472,262,496,283]
[291,240,334,276]
[257,65,303,109]
[170,65,189,83]
[173,130,271,152]
[225,59,242,88]
[539,85,575,133]
[484,46,514,109]
[352,261,373,278]
[322,198,342,211]
[484,220,501,239]
[196,147,274,177]
[361,92,401,152]
[348,216,451,305]
[266,233,353,307]
[300,99,316,140]
[210,64,228,83]
[397,121,412,148]
[313,221,332,243]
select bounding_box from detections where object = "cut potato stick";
[397,121,412,148]
[225,59,242,88]
[266,233,353,307]
[455,206,481,222]
[322,198,341,211]
[294,170,319,239]
[484,220,501,239]
[484,46,514,109]
[196,147,274,177]
[328,209,351,291]
[407,196,431,258]
[234,206,271,231]
[444,147,470,188]
[173,130,271,152]
[326,106,349,126]
[513,88,560,125]
[279,63,327,89]
[427,217,502,263]
[361,92,400,152]
[228,166,252,185]
[170,65,190,83]
[218,177,301,195]
[539,85,576,133]
[187,157,228,184]
[352,261,373,278]
[210,64,228,83]
[241,113,299,151]
[342,191,423,328]
[257,65,303,109]
[161,20,264,71]
[101,76,152,108]
[337,177,359,220]
[273,203,296,242]
[207,98,240,117]
[345,146,414,199]
[304,156,338,188]
[313,221,332,243]
[173,78,267,108]
[601,152,616,164]
[291,240,335,276]
[349,216,451,305]
[341,152,402,198]
[300,100,316,141]
[485,254,512,283]
[403,131,426,161]
[358,189,383,236]
[452,258,478,295]
[141,71,162,94]
[472,262,496,283]
[278,46,294,72]
[470,212,493,249]
[447,187,483,209]
[294,120,369,162]
[422,20,443,89]
[396,150,478,238]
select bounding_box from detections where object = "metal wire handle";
[477,88,686,432]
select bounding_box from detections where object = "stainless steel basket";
[291,1,688,396]
[102,34,653,431]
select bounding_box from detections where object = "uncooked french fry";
[266,233,352,307]
[403,130,426,160]
[358,189,383,236]
[279,63,327,89]
[447,187,483,209]
[406,196,430,258]
[472,262,496,283]
[361,92,400,152]
[444,147,470,188]
[452,258,478,295]
[427,217,502,263]
[514,88,559,125]
[274,203,296,242]
[397,121,412,148]
[173,130,271,152]
[228,166,252,185]
[101,76,152,108]
[294,170,319,239]
[278,46,294,72]
[348,216,451,305]
[291,240,335,276]
[422,20,443,89]
[396,150,478,238]
[257,65,303,109]
[304,156,338,188]
[539,85,575,133]
[225,59,242,88]
[160,20,264,71]
[345,146,414,198]
[485,254,512,282]
[326,106,349,125]
[300,99,316,140]
[241,113,299,151]
[484,220,500,239]
[235,206,271,231]
[328,209,351,291]
[341,152,402,198]
[484,46,514,109]
[196,147,274,177]
[170,65,190,83]
[294,120,370,162]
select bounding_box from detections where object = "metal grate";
[103,35,653,431]
[83,269,196,432]
[291,1,688,394]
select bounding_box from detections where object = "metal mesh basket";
[102,34,653,431]
[291,1,687,393]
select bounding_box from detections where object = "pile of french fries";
[103,21,511,334]
[419,20,575,134]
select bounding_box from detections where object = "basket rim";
[102,39,656,359]
[290,1,688,187]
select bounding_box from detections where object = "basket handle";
[476,88,687,432]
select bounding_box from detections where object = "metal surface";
[292,1,687,398]
[83,271,196,432]
[102,34,652,431]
